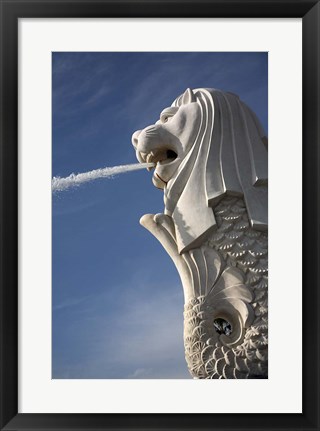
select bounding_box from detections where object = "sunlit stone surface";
[132,88,268,379]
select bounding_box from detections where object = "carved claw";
[140,213,193,301]
[140,213,180,260]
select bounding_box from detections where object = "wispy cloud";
[53,54,113,121]
[53,295,91,311]
[53,274,190,379]
[85,83,111,107]
[128,368,153,378]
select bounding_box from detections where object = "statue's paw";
[139,213,155,228]
[153,213,176,240]
[140,213,175,240]
[139,213,180,260]
[153,213,167,223]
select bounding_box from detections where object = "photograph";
[2,1,319,428]
[52,51,268,380]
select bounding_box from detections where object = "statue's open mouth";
[144,149,178,171]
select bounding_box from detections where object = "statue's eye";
[160,107,179,124]
[160,114,172,124]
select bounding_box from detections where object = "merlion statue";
[132,88,268,379]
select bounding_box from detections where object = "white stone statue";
[132,88,268,379]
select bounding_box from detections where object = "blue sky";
[52,52,268,379]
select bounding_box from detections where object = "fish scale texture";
[183,196,268,379]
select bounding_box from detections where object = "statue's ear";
[181,88,196,104]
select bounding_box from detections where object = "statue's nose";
[132,130,141,149]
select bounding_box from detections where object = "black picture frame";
[1,1,319,430]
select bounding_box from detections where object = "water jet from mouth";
[52,162,155,193]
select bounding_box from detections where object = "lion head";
[132,88,268,254]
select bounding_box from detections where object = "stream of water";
[52,162,154,193]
